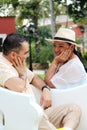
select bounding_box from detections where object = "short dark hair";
[2,33,28,55]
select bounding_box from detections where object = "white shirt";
[51,57,87,89]
[0,53,35,95]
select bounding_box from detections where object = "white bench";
[32,84,87,130]
[0,87,43,130]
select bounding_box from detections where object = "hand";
[40,88,52,109]
[53,49,72,65]
[12,56,27,78]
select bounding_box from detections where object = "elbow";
[12,85,25,93]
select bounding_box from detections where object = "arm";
[51,61,84,89]
[4,56,27,92]
[44,60,58,88]
[31,74,52,109]
[45,49,73,88]
[4,77,27,92]
[31,74,48,90]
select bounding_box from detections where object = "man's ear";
[10,51,16,60]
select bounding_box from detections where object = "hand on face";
[11,55,27,77]
[54,46,73,65]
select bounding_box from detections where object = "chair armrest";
[0,87,43,130]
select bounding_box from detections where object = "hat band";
[54,37,75,43]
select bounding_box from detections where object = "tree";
[16,0,41,53]
[0,0,19,16]
[68,0,87,52]
[68,0,87,23]
[49,0,56,38]
[49,0,68,33]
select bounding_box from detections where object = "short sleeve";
[0,67,18,87]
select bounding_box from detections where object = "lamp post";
[28,24,35,71]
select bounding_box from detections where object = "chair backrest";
[51,84,87,130]
[32,84,87,130]
[0,87,43,130]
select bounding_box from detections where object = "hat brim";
[46,38,82,48]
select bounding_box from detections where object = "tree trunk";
[33,3,40,54]
[49,0,56,38]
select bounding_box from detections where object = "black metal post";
[29,35,33,71]
[28,24,35,71]
[22,24,33,71]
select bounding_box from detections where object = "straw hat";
[46,28,82,48]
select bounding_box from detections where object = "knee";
[70,104,82,117]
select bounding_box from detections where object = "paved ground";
[33,70,45,75]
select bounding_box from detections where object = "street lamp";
[28,24,35,71]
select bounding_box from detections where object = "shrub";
[82,52,87,71]
[34,43,55,67]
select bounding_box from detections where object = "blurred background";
[0,0,87,72]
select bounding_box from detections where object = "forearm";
[45,50,70,84]
[31,74,50,91]
[9,57,28,92]
[31,75,46,90]
[31,75,52,109]
[44,61,58,88]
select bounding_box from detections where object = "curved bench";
[0,87,43,130]
[32,84,87,130]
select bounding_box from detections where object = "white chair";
[0,87,43,130]
[32,84,87,130]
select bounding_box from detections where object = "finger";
[40,97,43,106]
[44,103,52,110]
[64,50,71,56]
[12,60,18,68]
[17,56,23,65]
[66,49,72,57]
[44,100,52,108]
[13,56,19,66]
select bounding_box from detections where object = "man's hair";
[2,33,28,55]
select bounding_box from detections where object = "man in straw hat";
[45,27,87,89]
[0,33,81,130]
